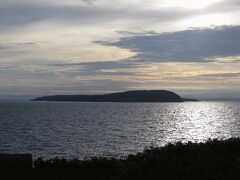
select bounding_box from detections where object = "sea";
[0,101,240,159]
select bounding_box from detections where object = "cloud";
[0,0,239,97]
[0,0,238,31]
[0,3,111,27]
[97,26,240,62]
[1,57,239,96]
[51,61,142,77]
[0,42,38,49]
[0,1,197,30]
[197,72,240,78]
[81,0,95,5]
[0,61,139,95]
[207,0,240,12]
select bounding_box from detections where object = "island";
[182,98,199,102]
[32,90,186,102]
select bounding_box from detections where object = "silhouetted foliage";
[1,138,240,179]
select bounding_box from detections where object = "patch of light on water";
[154,102,236,146]
[0,101,240,158]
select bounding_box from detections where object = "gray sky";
[0,0,240,98]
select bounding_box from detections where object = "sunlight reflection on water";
[0,101,239,158]
[154,102,240,147]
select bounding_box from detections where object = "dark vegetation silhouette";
[1,138,240,179]
[32,90,184,102]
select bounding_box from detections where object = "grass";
[1,138,240,179]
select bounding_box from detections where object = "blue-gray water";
[0,101,240,158]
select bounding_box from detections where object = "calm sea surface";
[0,101,240,158]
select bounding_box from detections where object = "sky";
[0,0,240,99]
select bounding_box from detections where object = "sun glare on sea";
[171,102,232,142]
[153,102,235,146]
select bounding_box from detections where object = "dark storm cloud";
[97,26,240,62]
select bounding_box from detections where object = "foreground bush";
[2,138,240,179]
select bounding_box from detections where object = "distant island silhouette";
[32,90,197,102]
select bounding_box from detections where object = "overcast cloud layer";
[0,0,240,99]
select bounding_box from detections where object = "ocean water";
[0,101,240,158]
